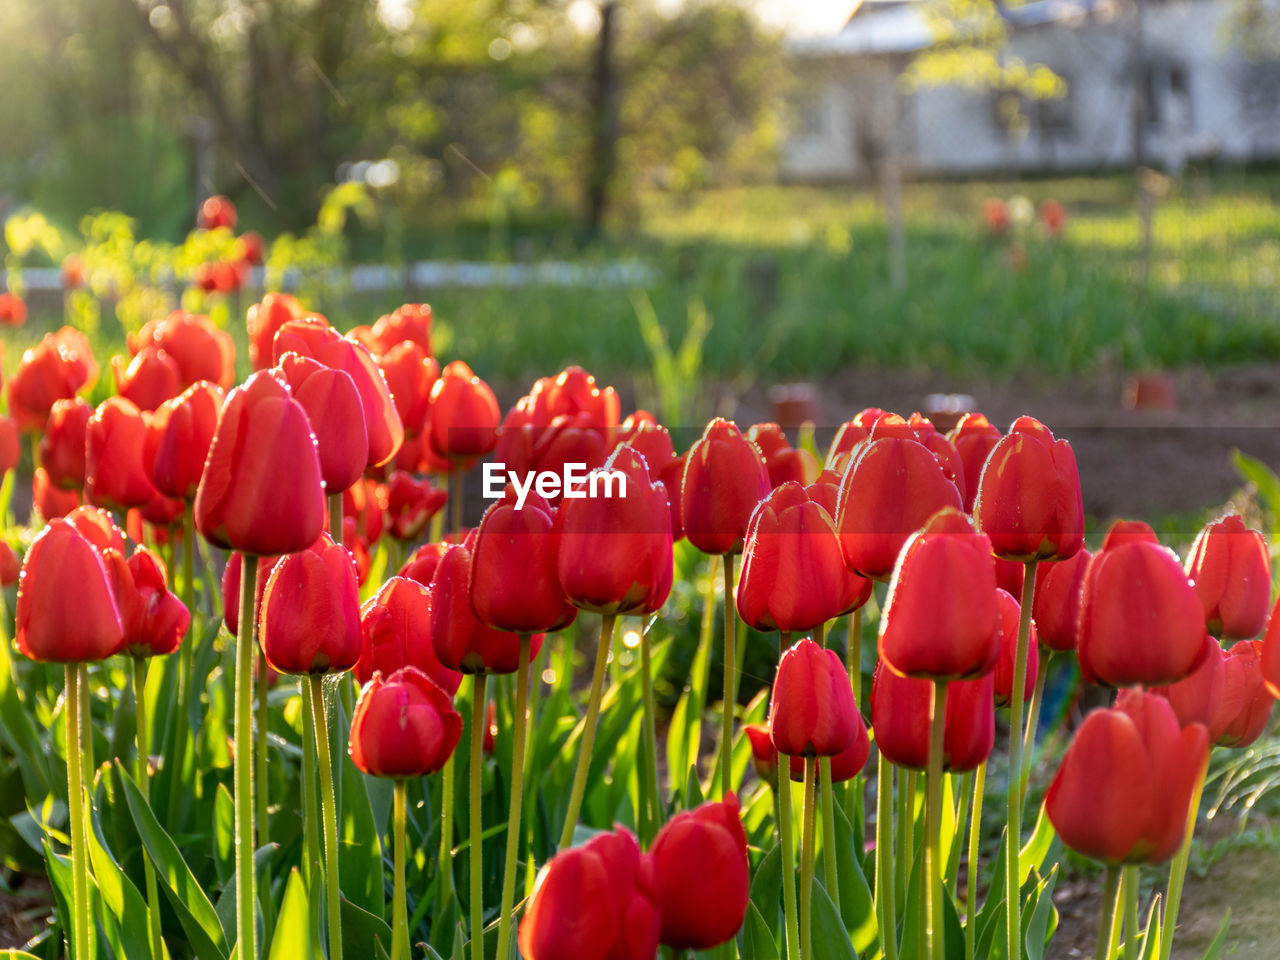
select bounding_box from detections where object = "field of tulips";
[2,194,1279,960]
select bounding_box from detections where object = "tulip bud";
[8,331,97,430]
[748,423,820,488]
[651,795,750,950]
[769,638,858,757]
[1185,514,1271,640]
[0,291,26,327]
[221,552,279,638]
[744,723,778,785]
[108,546,190,658]
[1031,548,1091,652]
[377,342,437,437]
[1046,689,1208,865]
[199,195,237,230]
[681,419,770,556]
[0,416,17,482]
[946,412,1002,513]
[1216,640,1273,748]
[518,827,661,960]
[1153,637,1227,741]
[399,541,448,586]
[85,397,159,511]
[195,370,326,556]
[348,666,462,778]
[370,303,434,356]
[823,407,887,473]
[247,294,306,371]
[38,398,92,490]
[15,519,123,663]
[344,478,387,546]
[34,468,82,519]
[993,588,1038,707]
[425,360,500,462]
[0,542,18,586]
[276,353,369,494]
[260,534,362,675]
[355,577,462,694]
[871,660,995,772]
[112,345,182,412]
[384,471,448,541]
[147,381,224,501]
[133,311,235,391]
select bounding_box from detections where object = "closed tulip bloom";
[85,397,158,511]
[1078,521,1206,687]
[377,341,437,437]
[195,370,326,556]
[681,418,771,556]
[34,468,82,519]
[133,311,235,391]
[369,303,434,356]
[199,194,237,230]
[260,534,362,675]
[39,398,92,490]
[147,381,224,501]
[1153,637,1228,741]
[276,353,368,494]
[355,576,462,694]
[946,413,1002,512]
[384,471,448,541]
[0,542,18,587]
[233,231,265,267]
[1258,597,1280,701]
[556,446,674,616]
[518,827,660,960]
[1046,689,1208,865]
[744,723,779,785]
[348,666,462,778]
[471,490,578,633]
[973,416,1084,562]
[993,588,1038,707]
[613,411,676,475]
[0,291,27,327]
[835,427,963,581]
[748,423,820,488]
[221,552,280,637]
[247,293,306,370]
[651,795,749,950]
[108,546,190,658]
[431,540,544,674]
[15,519,123,663]
[64,505,128,555]
[1185,514,1271,639]
[344,477,388,546]
[399,541,449,586]
[113,345,182,412]
[769,638,858,757]
[787,709,871,782]
[1217,640,1273,748]
[1032,547,1092,652]
[879,508,1000,681]
[0,416,17,481]
[823,407,888,473]
[425,360,500,461]
[737,482,870,633]
[871,661,995,772]
[495,368,618,479]
[7,332,96,430]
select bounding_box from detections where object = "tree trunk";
[585,2,619,236]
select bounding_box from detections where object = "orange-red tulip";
[992,588,1038,707]
[1217,640,1273,748]
[1031,547,1091,652]
[113,345,182,412]
[946,412,1002,513]
[425,360,500,463]
[276,353,368,494]
[198,195,237,230]
[85,397,158,511]
[146,381,224,501]
[133,311,235,391]
[384,471,447,541]
[247,293,306,371]
[107,546,190,658]
[39,398,92,490]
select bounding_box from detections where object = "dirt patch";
[0,875,52,950]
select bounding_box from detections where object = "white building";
[782,0,1280,181]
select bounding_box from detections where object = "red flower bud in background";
[993,588,1038,707]
[737,481,870,633]
[7,330,97,430]
[369,303,434,356]
[879,509,1000,681]
[377,342,438,437]
[1257,596,1280,701]
[112,345,182,412]
[471,490,577,633]
[133,311,235,391]
[556,446,674,616]
[146,381,224,501]
[0,292,27,327]
[681,419,770,556]
[108,546,190,658]
[1078,521,1206,687]
[519,827,660,960]
[425,360,500,463]
[613,412,675,474]
[1185,514,1271,640]
[1046,689,1208,865]
[981,198,1010,235]
[34,468,81,519]
[198,194,237,230]
[744,723,779,784]
[355,576,462,693]
[1154,637,1226,741]
[276,353,368,494]
[871,661,995,772]
[85,397,158,511]
[0,417,17,482]
[788,719,871,782]
[344,478,387,546]
[195,370,326,556]
[823,407,888,473]
[38,398,92,490]
[15,519,123,663]
[221,552,279,637]
[1032,547,1091,652]
[399,541,448,586]
[1040,200,1068,236]
[0,542,18,586]
[233,231,265,267]
[651,795,749,950]
[835,424,963,580]
[61,256,85,290]
[946,412,1002,505]
[64,505,126,554]
[260,534,362,675]
[384,471,448,541]
[974,416,1084,562]
[748,423,820,488]
[431,539,544,674]
[247,293,306,371]
[1217,640,1273,748]
[349,666,462,778]
[769,638,858,757]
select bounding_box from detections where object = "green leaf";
[341,894,393,958]
[742,901,781,960]
[327,685,384,916]
[269,870,310,960]
[810,881,856,960]
[86,805,154,960]
[1022,864,1058,960]
[1198,908,1231,960]
[213,783,235,886]
[828,798,877,954]
[1018,802,1056,887]
[0,951,43,958]
[665,557,716,789]
[750,842,783,934]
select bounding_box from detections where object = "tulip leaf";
[326,684,385,916]
[685,764,704,809]
[342,893,394,958]
[116,764,229,958]
[1018,802,1057,887]
[1137,890,1161,960]
[1198,908,1231,960]
[825,796,876,953]
[938,773,958,879]
[809,880,856,960]
[743,900,781,960]
[898,843,964,960]
[976,824,1011,940]
[269,869,310,960]
[0,626,52,799]
[1022,864,1058,960]
[749,841,783,934]
[0,951,43,958]
[87,804,155,960]
[213,783,235,886]
[666,556,717,792]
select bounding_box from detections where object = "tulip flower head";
[107,546,190,658]
[38,398,92,490]
[349,666,462,778]
[681,418,771,556]
[769,638,858,757]
[1031,547,1091,652]
[85,397,159,511]
[993,588,1039,707]
[871,660,995,772]
[260,534,362,675]
[425,360,500,463]
[1185,514,1271,640]
[946,412,1002,512]
[146,381,224,501]
[356,576,462,694]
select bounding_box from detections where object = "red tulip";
[260,534,362,675]
[355,576,462,694]
[234,231,265,267]
[769,637,858,757]
[612,412,676,476]
[1078,521,1206,687]
[195,370,326,556]
[981,198,1010,235]
[221,552,279,637]
[651,795,749,950]
[384,471,448,541]
[344,478,387,546]
[146,381,224,501]
[369,303,433,356]
[85,397,158,511]
[518,827,660,960]
[737,481,870,633]
[1217,640,1273,748]
[1040,200,1067,236]
[787,718,870,782]
[348,666,462,778]
[946,412,1002,513]
[276,353,368,494]
[107,546,190,658]
[747,423,819,488]
[198,195,237,230]
[34,468,81,519]
[38,398,92,490]
[376,341,438,437]
[425,360,500,462]
[993,588,1038,707]
[15,519,123,663]
[1185,514,1271,640]
[247,293,306,371]
[399,541,449,586]
[871,660,995,772]
[61,255,85,290]
[0,416,17,481]
[681,419,770,556]
[1153,637,1227,741]
[113,345,182,412]
[63,505,125,554]
[0,291,27,327]
[1046,689,1208,865]
[0,542,19,586]
[973,416,1084,562]
[823,407,888,473]
[133,311,235,391]
[879,509,1000,681]
[744,723,779,784]
[7,330,97,430]
[1031,548,1091,652]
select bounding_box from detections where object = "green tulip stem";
[496,635,532,960]
[819,757,840,908]
[168,509,197,828]
[925,680,949,960]
[329,492,343,544]
[392,780,409,960]
[300,677,324,945]
[1095,865,1121,960]
[800,756,818,960]
[948,771,971,890]
[1160,756,1208,960]
[719,552,738,799]
[844,609,865,845]
[875,756,898,960]
[897,769,915,908]
[469,672,488,960]
[308,674,344,960]
[79,664,94,791]
[779,768,802,960]
[640,624,663,841]
[132,657,165,960]
[964,763,986,960]
[438,751,456,912]
[557,614,617,849]
[451,469,464,535]
[1006,560,1038,960]
[235,553,259,960]
[65,663,90,960]
[1021,651,1052,795]
[257,650,273,936]
[1123,866,1140,957]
